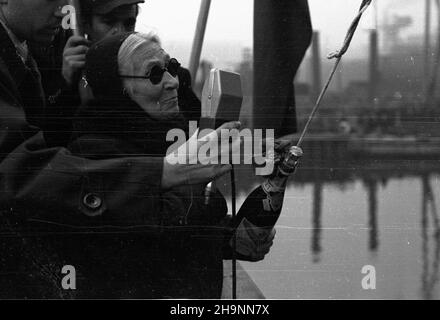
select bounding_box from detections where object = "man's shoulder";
[178,66,191,77]
[177,67,193,87]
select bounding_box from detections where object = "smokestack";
[366,179,379,252]
[425,0,432,92]
[311,31,322,101]
[369,30,379,102]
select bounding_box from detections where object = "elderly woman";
[67,32,274,299]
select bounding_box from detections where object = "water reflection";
[421,175,440,300]
[311,182,322,263]
[365,179,379,253]
[224,138,440,299]
[309,177,380,263]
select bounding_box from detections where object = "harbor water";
[221,138,440,299]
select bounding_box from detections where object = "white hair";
[118,32,162,77]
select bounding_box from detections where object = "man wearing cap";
[31,0,144,147]
[31,0,200,147]
[63,0,143,87]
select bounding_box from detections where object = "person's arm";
[0,98,234,235]
[61,35,90,88]
[29,30,83,108]
[0,99,165,230]
[29,30,85,148]
[44,35,89,114]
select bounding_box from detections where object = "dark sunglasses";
[119,58,181,85]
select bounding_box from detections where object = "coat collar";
[0,22,29,96]
[74,98,189,157]
[0,17,28,63]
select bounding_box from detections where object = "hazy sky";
[135,0,424,69]
[137,0,423,45]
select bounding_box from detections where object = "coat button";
[83,193,102,210]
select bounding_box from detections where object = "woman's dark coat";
[0,22,183,299]
[65,99,231,298]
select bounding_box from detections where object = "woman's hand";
[161,121,242,188]
[232,219,276,262]
[62,36,91,87]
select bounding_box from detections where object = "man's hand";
[232,218,276,262]
[161,121,242,188]
[62,36,91,87]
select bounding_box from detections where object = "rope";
[297,0,373,147]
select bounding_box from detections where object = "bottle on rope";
[232,0,371,230]
[235,146,303,229]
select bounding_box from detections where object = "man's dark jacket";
[0,22,191,298]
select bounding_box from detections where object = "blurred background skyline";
[136,0,424,64]
[136,0,429,101]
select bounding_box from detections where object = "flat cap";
[82,0,145,15]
